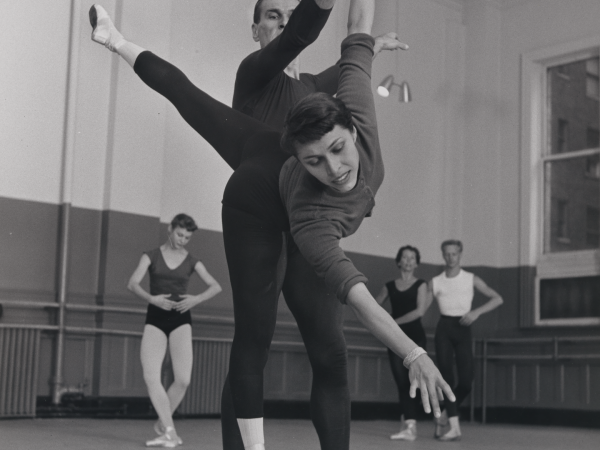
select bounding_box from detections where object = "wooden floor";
[1,417,599,449]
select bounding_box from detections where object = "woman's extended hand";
[408,354,455,417]
[150,295,175,311]
[171,295,199,313]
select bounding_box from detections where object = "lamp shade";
[377,75,411,102]
[377,75,394,98]
[400,81,411,103]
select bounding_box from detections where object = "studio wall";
[0,0,598,418]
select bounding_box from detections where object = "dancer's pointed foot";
[145,426,181,448]
[438,429,461,442]
[437,415,461,442]
[390,421,417,441]
[89,5,125,52]
[153,421,182,445]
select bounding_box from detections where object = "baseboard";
[480,406,600,429]
[36,396,156,419]
[33,396,600,429]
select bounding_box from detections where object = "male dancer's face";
[295,125,360,193]
[252,0,299,48]
[442,245,462,269]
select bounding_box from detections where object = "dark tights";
[434,316,473,418]
[135,51,349,450]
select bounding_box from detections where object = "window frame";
[521,36,600,327]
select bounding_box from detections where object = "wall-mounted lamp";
[377,75,411,103]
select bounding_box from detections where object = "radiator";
[178,340,230,415]
[0,328,40,417]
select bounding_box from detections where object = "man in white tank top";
[429,240,503,441]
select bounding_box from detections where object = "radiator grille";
[0,328,40,417]
[178,340,230,415]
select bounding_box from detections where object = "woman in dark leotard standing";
[376,245,432,441]
[128,214,222,448]
[89,4,454,449]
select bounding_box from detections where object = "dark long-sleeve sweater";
[279,33,384,302]
[233,0,339,130]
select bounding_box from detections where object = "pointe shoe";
[153,421,182,445]
[89,5,124,52]
[145,426,181,448]
[390,422,417,441]
[438,429,461,442]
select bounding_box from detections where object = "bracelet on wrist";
[403,346,427,369]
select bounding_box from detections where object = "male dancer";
[225,1,408,449]
[233,0,404,130]
[430,240,503,441]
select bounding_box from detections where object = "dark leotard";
[385,279,427,421]
[144,248,198,337]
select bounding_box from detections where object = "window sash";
[521,37,600,327]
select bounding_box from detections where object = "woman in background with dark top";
[376,245,432,441]
[128,214,222,448]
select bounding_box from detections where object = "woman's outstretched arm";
[346,282,455,417]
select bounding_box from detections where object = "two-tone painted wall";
[1,0,598,417]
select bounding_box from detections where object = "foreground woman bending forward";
[90,3,454,449]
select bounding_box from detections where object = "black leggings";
[135,52,349,450]
[434,316,473,418]
[387,322,426,421]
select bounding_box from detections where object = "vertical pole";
[52,0,81,405]
[482,339,488,424]
[470,339,475,423]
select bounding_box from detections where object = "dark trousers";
[434,316,473,418]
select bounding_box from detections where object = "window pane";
[548,56,599,155]
[540,276,600,320]
[544,157,600,252]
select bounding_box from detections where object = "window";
[586,128,600,178]
[587,207,600,247]
[522,38,600,326]
[557,119,569,153]
[550,198,569,245]
[586,57,599,99]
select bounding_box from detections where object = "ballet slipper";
[438,416,461,442]
[390,420,417,441]
[153,420,182,445]
[438,429,461,442]
[145,426,181,448]
[89,4,125,52]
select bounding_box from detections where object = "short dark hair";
[170,213,198,232]
[395,245,421,265]
[441,239,463,252]
[281,92,353,154]
[253,0,265,24]
[253,0,300,24]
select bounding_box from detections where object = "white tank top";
[432,269,474,316]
